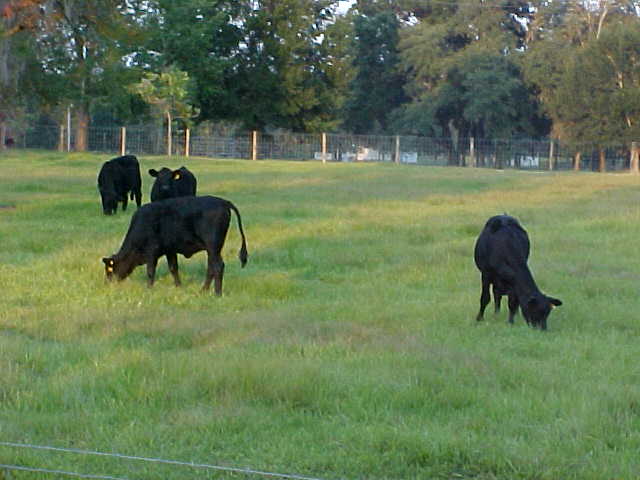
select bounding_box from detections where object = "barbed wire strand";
[0,442,330,480]
[0,464,128,480]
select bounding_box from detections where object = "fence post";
[630,142,639,174]
[251,130,258,161]
[322,132,327,164]
[574,151,581,171]
[58,125,65,152]
[469,137,475,167]
[66,105,72,152]
[394,135,400,164]
[548,140,555,171]
[120,127,126,156]
[185,128,190,157]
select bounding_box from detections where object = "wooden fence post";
[167,114,172,156]
[395,135,400,164]
[630,142,639,174]
[251,130,258,161]
[120,127,126,156]
[548,140,555,171]
[185,128,190,157]
[59,125,65,152]
[322,132,327,164]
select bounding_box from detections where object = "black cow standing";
[102,195,248,296]
[149,166,197,201]
[97,155,142,215]
[474,215,562,330]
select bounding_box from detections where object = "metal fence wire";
[8,124,637,172]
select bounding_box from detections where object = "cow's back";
[98,160,125,193]
[113,155,141,192]
[474,215,530,272]
[129,196,231,254]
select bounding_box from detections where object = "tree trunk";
[574,151,581,171]
[75,107,89,151]
[598,148,606,172]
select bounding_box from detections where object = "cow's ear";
[548,296,562,307]
[149,169,158,177]
[172,170,182,180]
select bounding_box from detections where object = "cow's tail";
[228,201,248,268]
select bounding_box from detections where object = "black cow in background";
[474,214,562,330]
[97,155,142,215]
[102,195,248,296]
[149,166,197,201]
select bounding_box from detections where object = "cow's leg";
[476,273,491,321]
[203,251,224,296]
[166,253,181,286]
[122,193,128,211]
[135,189,142,208]
[146,257,158,287]
[507,294,519,325]
[493,284,502,314]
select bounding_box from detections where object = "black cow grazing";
[149,166,197,202]
[102,195,248,296]
[474,214,562,330]
[97,155,142,215]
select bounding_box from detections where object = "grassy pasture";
[1,150,640,479]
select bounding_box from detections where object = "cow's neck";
[512,264,541,303]
[114,249,140,279]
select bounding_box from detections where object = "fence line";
[0,464,128,480]
[0,441,331,480]
[6,124,640,174]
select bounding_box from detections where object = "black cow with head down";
[97,155,142,215]
[149,166,197,202]
[102,195,248,296]
[474,214,562,330]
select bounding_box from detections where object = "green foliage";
[397,0,545,139]
[394,52,542,138]
[525,15,640,147]
[129,66,199,127]
[2,151,640,479]
[343,10,408,133]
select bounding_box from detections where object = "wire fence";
[0,441,332,480]
[5,123,639,173]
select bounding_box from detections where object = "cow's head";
[149,167,182,200]
[521,293,562,330]
[102,256,134,281]
[100,190,118,215]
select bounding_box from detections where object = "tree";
[523,1,640,157]
[396,0,543,139]
[0,0,43,147]
[343,9,408,133]
[130,66,198,155]
[32,0,145,150]
[393,52,542,144]
[140,0,350,132]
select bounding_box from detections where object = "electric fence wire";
[0,442,332,480]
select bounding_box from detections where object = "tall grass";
[1,150,640,479]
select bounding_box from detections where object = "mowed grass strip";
[1,150,640,479]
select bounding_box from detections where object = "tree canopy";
[2,0,640,147]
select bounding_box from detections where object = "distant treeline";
[2,0,640,151]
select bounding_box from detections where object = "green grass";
[1,150,640,479]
